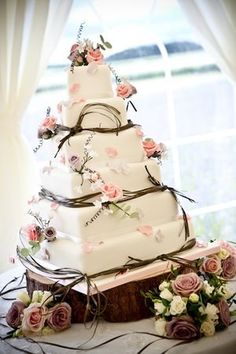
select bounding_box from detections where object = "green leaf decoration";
[100,34,105,43]
[130,212,140,219]
[98,43,106,50]
[31,243,40,255]
[29,240,38,247]
[104,41,112,48]
[20,248,30,257]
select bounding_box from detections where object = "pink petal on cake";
[105,147,118,158]
[87,62,98,74]
[135,127,144,137]
[196,240,208,248]
[69,83,80,94]
[83,242,93,253]
[9,255,16,264]
[27,195,40,204]
[137,225,153,237]
[50,202,59,210]
[59,154,66,164]
[57,102,63,113]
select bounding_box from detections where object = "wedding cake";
[20,34,196,277]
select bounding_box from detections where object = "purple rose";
[166,316,199,339]
[221,256,236,279]
[217,299,231,327]
[6,301,26,329]
[172,272,202,297]
[47,302,71,331]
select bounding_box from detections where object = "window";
[23,0,236,242]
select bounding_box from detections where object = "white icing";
[68,65,113,100]
[40,160,161,198]
[62,97,128,128]
[42,219,195,274]
[33,191,178,241]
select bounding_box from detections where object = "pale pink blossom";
[21,224,41,242]
[116,82,137,99]
[105,147,118,158]
[219,240,236,256]
[69,83,80,94]
[137,225,153,237]
[143,138,160,158]
[21,303,47,334]
[39,116,57,132]
[50,202,59,210]
[100,183,123,202]
[82,242,93,253]
[135,127,144,137]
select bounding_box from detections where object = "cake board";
[25,242,220,323]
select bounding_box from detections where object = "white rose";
[154,301,166,314]
[170,296,186,315]
[189,293,199,303]
[203,280,214,296]
[31,290,44,303]
[159,281,170,291]
[200,320,216,336]
[160,288,173,302]
[16,291,31,306]
[155,318,167,336]
[218,285,233,300]
[200,303,219,323]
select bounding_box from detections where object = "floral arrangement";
[19,210,56,257]
[142,241,236,339]
[142,138,167,161]
[5,289,71,337]
[38,107,57,140]
[116,80,137,99]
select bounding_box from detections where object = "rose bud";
[44,227,56,242]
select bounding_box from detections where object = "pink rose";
[100,183,123,202]
[217,299,231,327]
[47,302,71,331]
[143,138,160,158]
[201,256,222,274]
[220,241,236,256]
[21,223,41,242]
[137,225,153,237]
[172,272,202,297]
[116,82,137,99]
[40,116,57,131]
[68,43,79,61]
[6,301,26,329]
[166,316,199,339]
[21,304,47,334]
[221,255,236,279]
[86,49,104,64]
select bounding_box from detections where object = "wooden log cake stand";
[26,270,169,323]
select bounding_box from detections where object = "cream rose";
[170,296,186,315]
[100,183,123,202]
[159,288,173,302]
[154,301,166,314]
[203,280,214,296]
[159,281,170,291]
[155,318,167,336]
[189,293,199,303]
[16,291,31,306]
[200,320,215,337]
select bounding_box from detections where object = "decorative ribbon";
[145,165,195,241]
[52,102,137,157]
[126,100,137,112]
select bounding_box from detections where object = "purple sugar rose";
[47,302,71,331]
[172,272,202,297]
[217,299,231,327]
[166,316,199,339]
[221,256,236,279]
[6,301,26,329]
[44,226,57,242]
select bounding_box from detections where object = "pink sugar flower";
[86,48,104,64]
[100,183,123,202]
[105,147,118,158]
[116,81,137,99]
[143,138,160,158]
[69,83,80,94]
[21,224,41,242]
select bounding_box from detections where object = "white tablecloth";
[0,266,236,354]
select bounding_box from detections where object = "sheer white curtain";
[178,0,236,83]
[0,0,73,272]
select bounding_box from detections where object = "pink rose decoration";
[116,82,137,99]
[201,256,222,274]
[217,299,231,327]
[21,224,41,242]
[143,138,160,158]
[86,49,104,64]
[100,183,123,202]
[47,302,71,331]
[221,255,236,279]
[172,272,202,297]
[21,304,47,334]
[39,116,57,131]
[166,316,199,339]
[6,301,26,329]
[137,225,153,237]
[105,147,118,158]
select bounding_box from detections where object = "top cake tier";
[68,65,114,100]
